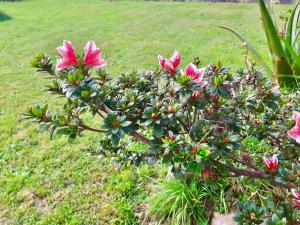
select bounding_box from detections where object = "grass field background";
[0,0,289,224]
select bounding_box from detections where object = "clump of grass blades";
[146,179,211,225]
[0,10,11,22]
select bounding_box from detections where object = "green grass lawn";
[0,0,290,224]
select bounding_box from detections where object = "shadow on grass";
[0,11,11,22]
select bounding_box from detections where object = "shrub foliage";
[27,40,300,224]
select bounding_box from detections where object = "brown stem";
[227,153,263,173]
[77,120,106,133]
[213,160,298,189]
[130,131,154,146]
[221,162,298,189]
[96,110,104,118]
[226,164,266,178]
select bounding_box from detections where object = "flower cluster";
[56,40,106,71]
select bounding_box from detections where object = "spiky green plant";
[222,0,300,89]
[146,179,210,225]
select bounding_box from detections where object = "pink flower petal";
[192,90,201,98]
[171,50,180,69]
[196,68,206,81]
[56,47,68,58]
[83,40,106,68]
[292,111,300,122]
[271,154,278,165]
[294,198,300,207]
[165,61,175,74]
[288,127,300,143]
[56,40,78,71]
[198,81,208,88]
[85,40,97,53]
[185,63,197,77]
[263,157,271,168]
[158,55,166,68]
[291,189,300,199]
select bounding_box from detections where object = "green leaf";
[120,121,132,127]
[144,119,153,126]
[153,124,164,137]
[267,101,278,110]
[218,86,231,99]
[258,0,296,87]
[281,39,300,77]
[111,134,120,146]
[209,86,218,96]
[286,0,300,46]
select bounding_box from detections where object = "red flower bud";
[151,113,158,120]
[192,90,201,99]
[201,168,212,180]
[168,136,175,141]
[262,155,279,173]
[192,146,198,153]
[223,136,230,143]
[167,105,175,113]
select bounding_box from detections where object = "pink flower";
[56,40,79,71]
[185,63,207,87]
[262,154,279,173]
[158,50,180,74]
[291,189,300,207]
[288,112,300,143]
[83,40,107,68]
[192,90,201,98]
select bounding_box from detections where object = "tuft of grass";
[0,10,11,22]
[146,179,210,225]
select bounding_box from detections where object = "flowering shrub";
[27,40,300,223]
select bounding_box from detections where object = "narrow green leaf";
[281,39,300,69]
[219,26,273,76]
[284,0,300,64]
[259,0,295,87]
[292,0,300,43]
[258,0,285,57]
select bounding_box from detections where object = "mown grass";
[0,0,291,224]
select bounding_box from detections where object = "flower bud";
[288,175,296,182]
[155,102,162,109]
[201,168,211,180]
[263,155,279,173]
[250,213,256,220]
[168,136,175,141]
[246,74,252,81]
[223,136,230,143]
[168,88,174,95]
[192,90,201,99]
[112,121,120,128]
[192,146,198,153]
[167,105,175,113]
[209,64,216,72]
[151,113,158,120]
